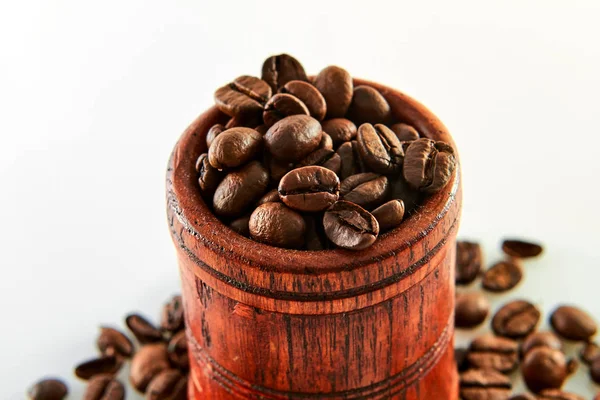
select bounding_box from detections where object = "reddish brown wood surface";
[167,78,462,399]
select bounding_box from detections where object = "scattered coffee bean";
[28,378,68,400]
[347,85,391,124]
[257,189,281,205]
[403,138,457,193]
[213,161,269,218]
[265,154,294,184]
[321,118,357,146]
[319,132,334,150]
[356,123,403,174]
[263,93,310,127]
[129,343,171,393]
[502,239,543,258]
[146,369,187,400]
[214,75,272,118]
[456,241,483,285]
[323,201,379,250]
[280,80,327,120]
[249,202,306,249]
[297,148,341,175]
[264,115,323,162]
[229,215,250,236]
[522,347,568,393]
[339,173,389,209]
[261,54,308,92]
[455,292,490,329]
[550,305,598,341]
[279,166,340,212]
[521,331,563,356]
[336,141,359,180]
[125,314,163,344]
[83,375,125,400]
[371,200,405,232]
[160,295,184,334]
[351,140,368,174]
[74,355,122,380]
[482,260,523,292]
[591,356,600,384]
[580,341,600,365]
[208,127,263,169]
[509,394,536,400]
[537,389,585,400]
[196,153,223,195]
[390,123,420,141]
[205,123,225,149]
[466,335,519,373]
[492,300,540,339]
[96,327,134,358]
[167,330,189,371]
[388,175,421,213]
[313,65,353,118]
[459,368,512,400]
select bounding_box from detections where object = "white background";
[1,0,599,398]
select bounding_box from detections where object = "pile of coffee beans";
[455,238,600,399]
[28,295,188,400]
[195,53,458,250]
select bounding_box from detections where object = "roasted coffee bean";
[466,335,519,373]
[229,215,250,236]
[501,239,543,258]
[347,85,391,124]
[580,341,600,365]
[550,305,598,341]
[278,166,339,212]
[322,118,357,146]
[352,140,367,173]
[566,358,579,375]
[125,314,163,344]
[167,330,189,371]
[261,54,308,92]
[313,66,353,118]
[28,378,68,400]
[455,292,490,329]
[74,356,122,380]
[403,138,457,193]
[388,175,421,213]
[257,189,281,205]
[83,375,125,400]
[161,295,184,334]
[323,201,379,250]
[509,394,536,400]
[356,123,403,174]
[249,202,306,249]
[263,93,310,127]
[225,112,262,129]
[214,75,272,117]
[455,347,470,372]
[208,127,263,169]
[264,115,323,162]
[521,331,563,356]
[336,141,358,180]
[96,327,134,358]
[522,347,568,393]
[372,200,405,232]
[280,80,327,120]
[129,343,171,392]
[482,260,523,292]
[265,154,294,184]
[146,369,187,400]
[492,300,540,339]
[456,241,483,285]
[304,214,328,250]
[390,123,420,141]
[255,124,268,135]
[213,161,269,218]
[459,368,512,400]
[319,132,334,150]
[298,149,342,175]
[340,173,389,209]
[196,153,224,195]
[591,356,600,384]
[205,124,225,149]
[537,389,585,400]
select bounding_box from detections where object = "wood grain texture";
[167,78,462,399]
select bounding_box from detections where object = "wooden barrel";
[166,78,461,399]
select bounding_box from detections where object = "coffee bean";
[455,347,470,372]
[214,75,272,117]
[208,127,263,170]
[403,138,457,193]
[388,175,421,213]
[390,123,420,141]
[229,215,250,236]
[264,115,323,162]
[459,369,512,400]
[205,124,225,149]
[74,356,122,380]
[213,161,269,218]
[129,343,171,393]
[371,200,405,232]
[249,202,306,249]
[313,66,353,118]
[167,330,189,371]
[196,153,224,195]
[83,375,125,400]
[160,295,184,334]
[455,292,490,329]
[482,260,523,292]
[522,347,568,393]
[356,123,404,174]
[352,139,368,173]
[340,173,389,209]
[318,132,334,150]
[265,154,294,184]
[456,241,483,285]
[323,201,379,250]
[304,214,328,251]
[297,147,339,171]
[509,394,537,400]
[580,341,600,365]
[502,239,543,258]
[261,54,308,92]
[146,369,187,400]
[550,305,598,341]
[336,142,359,180]
[278,166,339,212]
[257,189,281,205]
[28,378,68,400]
[225,112,262,129]
[347,85,391,124]
[537,389,585,400]
[591,355,600,384]
[96,327,134,358]
[566,358,579,375]
[521,331,563,356]
[321,118,357,146]
[466,335,519,373]
[125,314,163,344]
[255,124,268,135]
[492,300,540,339]
[263,93,310,127]
[280,80,327,120]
